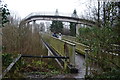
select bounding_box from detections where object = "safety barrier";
[62,35,89,55]
[1,54,22,78]
[41,33,76,67]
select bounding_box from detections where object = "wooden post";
[64,59,67,71]
[65,41,75,67]
[64,42,75,70]
[0,28,2,80]
[71,44,75,67]
[64,42,68,70]
[85,49,89,77]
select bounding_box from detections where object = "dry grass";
[2,24,44,56]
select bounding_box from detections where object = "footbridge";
[41,33,76,70]
[18,12,97,76]
[20,12,97,27]
[40,32,89,74]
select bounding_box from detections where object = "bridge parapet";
[24,12,74,20]
[62,35,89,55]
[20,12,97,27]
[41,33,76,67]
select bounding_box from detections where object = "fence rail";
[41,33,76,67]
[62,35,89,55]
[1,54,22,78]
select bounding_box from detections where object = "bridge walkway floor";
[51,53,86,78]
[73,53,85,78]
[52,52,99,79]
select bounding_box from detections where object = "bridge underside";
[19,15,98,36]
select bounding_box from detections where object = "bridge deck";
[20,14,97,27]
[41,33,76,68]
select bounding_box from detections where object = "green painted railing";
[41,33,76,67]
[62,35,89,55]
[62,35,77,42]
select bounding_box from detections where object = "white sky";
[3,0,95,19]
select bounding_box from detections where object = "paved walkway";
[73,53,86,78]
[51,53,86,79]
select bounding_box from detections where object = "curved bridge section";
[20,13,97,27]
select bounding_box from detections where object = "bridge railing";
[62,35,89,55]
[24,11,79,21]
[41,33,76,67]
[62,35,77,42]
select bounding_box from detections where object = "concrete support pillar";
[32,20,36,33]
[26,22,30,27]
[25,23,28,27]
[76,24,81,36]
[27,22,32,31]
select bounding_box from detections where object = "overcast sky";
[3,0,95,19]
